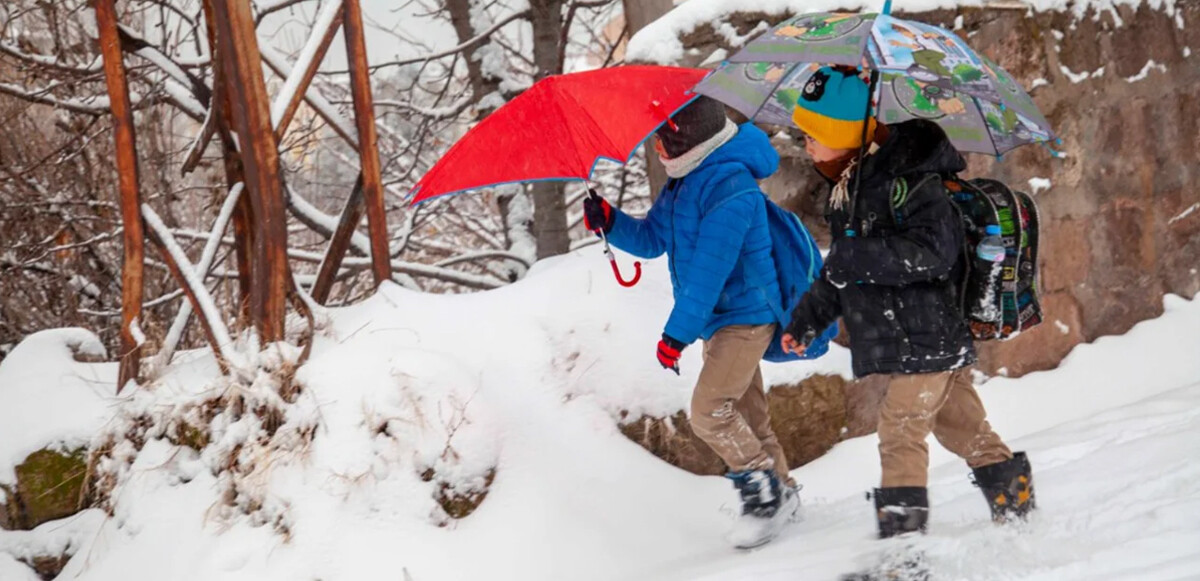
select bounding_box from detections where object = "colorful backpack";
[943,178,1044,341]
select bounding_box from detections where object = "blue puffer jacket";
[607,123,782,345]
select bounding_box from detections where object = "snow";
[1185,46,1193,58]
[1125,59,1167,83]
[1060,64,1105,83]
[1027,177,1052,195]
[1170,202,1199,225]
[626,0,1187,64]
[129,316,146,347]
[2,251,1200,580]
[0,328,114,484]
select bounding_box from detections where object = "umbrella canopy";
[410,65,708,204]
[694,12,1054,156]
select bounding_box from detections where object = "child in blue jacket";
[583,96,805,548]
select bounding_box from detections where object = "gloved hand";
[583,189,614,234]
[656,333,686,375]
[781,322,817,357]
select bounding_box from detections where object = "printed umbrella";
[410,65,708,287]
[693,10,1057,156]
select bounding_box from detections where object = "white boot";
[726,471,801,549]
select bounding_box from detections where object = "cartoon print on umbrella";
[773,12,866,41]
[693,11,1058,157]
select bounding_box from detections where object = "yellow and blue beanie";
[791,66,877,150]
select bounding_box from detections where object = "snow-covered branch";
[142,205,247,374]
[153,183,246,370]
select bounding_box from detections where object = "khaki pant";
[691,324,791,482]
[878,368,1012,488]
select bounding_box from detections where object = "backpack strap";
[889,173,941,225]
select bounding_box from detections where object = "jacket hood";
[697,122,780,180]
[864,119,966,178]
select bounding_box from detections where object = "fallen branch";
[142,204,247,375]
[152,183,246,371]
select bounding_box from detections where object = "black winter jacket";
[786,120,975,378]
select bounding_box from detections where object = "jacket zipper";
[668,179,680,288]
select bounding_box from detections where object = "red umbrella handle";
[594,198,641,288]
[609,257,642,287]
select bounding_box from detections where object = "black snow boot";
[874,487,929,539]
[841,488,931,581]
[725,469,799,549]
[971,451,1035,523]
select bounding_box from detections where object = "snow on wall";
[627,0,1188,65]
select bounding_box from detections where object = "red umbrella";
[411,65,707,203]
[409,65,708,286]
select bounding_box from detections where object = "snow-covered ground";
[1,250,1198,581]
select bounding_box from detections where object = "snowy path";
[647,382,1200,581]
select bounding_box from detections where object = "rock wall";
[763,3,1200,377]
[621,373,848,476]
[622,2,1199,474]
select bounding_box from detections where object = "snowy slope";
[1,250,1198,581]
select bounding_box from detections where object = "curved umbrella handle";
[609,257,642,287]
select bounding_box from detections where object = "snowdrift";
[1,250,1198,580]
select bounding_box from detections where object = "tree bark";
[621,0,674,200]
[93,0,144,393]
[528,0,570,259]
[201,0,253,324]
[445,0,505,116]
[210,0,290,343]
[342,0,393,286]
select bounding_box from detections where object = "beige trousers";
[691,324,791,482]
[878,367,1012,488]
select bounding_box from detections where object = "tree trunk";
[528,0,570,259]
[342,0,393,286]
[621,0,674,200]
[446,0,504,116]
[210,0,290,343]
[93,0,144,393]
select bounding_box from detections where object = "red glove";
[657,334,685,375]
[583,189,614,233]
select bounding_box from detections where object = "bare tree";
[0,0,649,358]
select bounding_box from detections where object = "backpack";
[760,198,840,362]
[941,178,1044,341]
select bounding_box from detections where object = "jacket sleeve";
[662,192,760,345]
[825,179,963,286]
[605,195,668,259]
[786,270,842,341]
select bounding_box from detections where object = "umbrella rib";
[545,83,600,179]
[971,95,1003,157]
[555,83,626,172]
[747,62,804,122]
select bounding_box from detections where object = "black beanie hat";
[654,95,728,159]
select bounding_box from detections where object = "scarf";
[659,119,738,179]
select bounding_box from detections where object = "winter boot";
[971,451,1035,523]
[725,469,800,549]
[839,488,931,581]
[874,487,929,539]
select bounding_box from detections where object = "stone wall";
[621,3,1199,475]
[761,4,1200,377]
